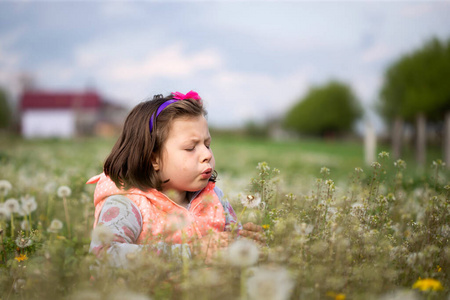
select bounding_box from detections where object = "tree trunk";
[444,111,450,170]
[392,116,404,159]
[415,112,427,168]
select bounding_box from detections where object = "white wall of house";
[22,109,75,138]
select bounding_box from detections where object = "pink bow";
[172,90,201,101]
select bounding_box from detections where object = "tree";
[0,87,11,129]
[284,81,362,137]
[379,37,450,167]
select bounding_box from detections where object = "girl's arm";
[89,195,190,268]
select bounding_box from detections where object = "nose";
[201,145,213,163]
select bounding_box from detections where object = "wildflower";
[371,162,381,169]
[325,179,335,191]
[241,194,262,209]
[257,162,270,173]
[0,180,12,197]
[326,292,346,300]
[247,266,294,300]
[21,195,37,214]
[378,151,390,159]
[432,159,445,168]
[91,224,114,246]
[4,198,20,213]
[394,159,406,169]
[15,254,28,262]
[47,219,63,233]
[15,236,33,248]
[320,167,330,176]
[412,278,443,292]
[436,265,442,272]
[354,167,363,173]
[0,206,10,220]
[227,239,259,267]
[262,224,270,230]
[57,186,72,198]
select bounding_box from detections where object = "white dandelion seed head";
[0,206,10,220]
[4,198,20,213]
[13,278,26,292]
[227,239,259,267]
[109,290,152,300]
[247,266,294,300]
[241,194,262,209]
[294,222,314,236]
[91,224,114,245]
[0,180,12,197]
[57,186,72,198]
[21,220,30,231]
[47,219,64,233]
[21,196,37,214]
[379,289,419,300]
[15,236,33,248]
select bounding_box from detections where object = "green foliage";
[380,37,450,123]
[284,81,362,136]
[0,87,11,129]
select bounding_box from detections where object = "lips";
[201,168,212,179]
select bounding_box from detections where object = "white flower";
[21,220,30,231]
[247,266,294,300]
[227,239,259,267]
[0,180,12,197]
[0,206,10,220]
[15,236,33,248]
[91,224,114,245]
[241,194,262,209]
[57,186,72,198]
[4,198,20,214]
[294,222,314,236]
[21,195,37,214]
[47,219,64,233]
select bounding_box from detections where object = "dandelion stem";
[63,196,71,239]
[240,267,247,300]
[10,214,14,238]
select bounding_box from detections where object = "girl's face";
[153,115,215,194]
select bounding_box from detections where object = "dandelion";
[57,185,71,238]
[0,180,12,198]
[378,151,390,159]
[15,236,33,248]
[21,220,30,231]
[247,266,294,300]
[412,278,443,292]
[0,206,10,220]
[295,222,314,236]
[379,289,419,300]
[47,219,63,233]
[4,198,20,213]
[91,224,114,246]
[20,195,37,214]
[326,292,346,300]
[228,239,259,267]
[13,278,26,292]
[14,254,28,262]
[241,194,262,209]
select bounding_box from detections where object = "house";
[20,90,127,138]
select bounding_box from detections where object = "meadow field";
[0,133,448,300]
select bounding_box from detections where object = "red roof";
[21,91,102,110]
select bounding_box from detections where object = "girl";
[87,91,263,267]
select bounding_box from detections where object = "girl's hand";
[240,222,266,245]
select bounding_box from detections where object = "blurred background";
[1,1,450,184]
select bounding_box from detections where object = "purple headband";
[149,91,201,133]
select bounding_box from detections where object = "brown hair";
[104,94,215,191]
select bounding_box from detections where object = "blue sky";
[1,1,450,130]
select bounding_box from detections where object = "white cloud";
[107,44,223,81]
[361,43,392,64]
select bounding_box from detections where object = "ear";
[151,154,160,171]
